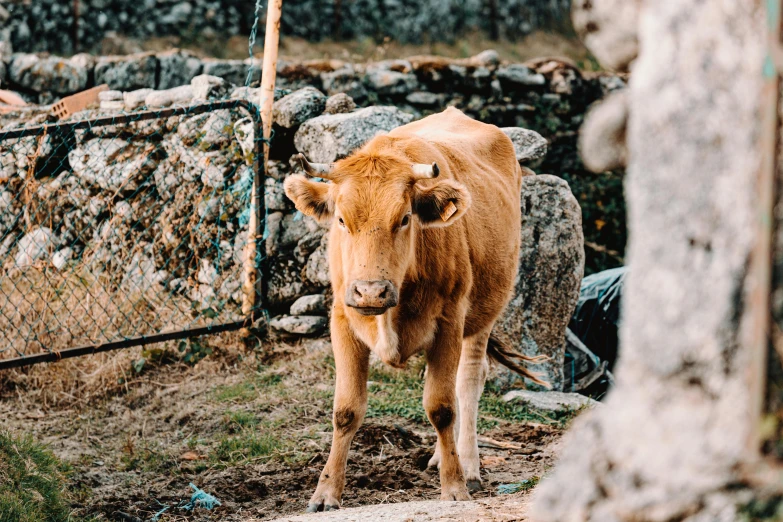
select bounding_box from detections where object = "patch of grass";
[214,380,258,403]
[365,359,577,431]
[0,431,73,522]
[367,382,427,424]
[367,360,427,424]
[212,430,285,464]
[120,440,176,473]
[258,373,283,387]
[213,370,283,403]
[223,410,259,432]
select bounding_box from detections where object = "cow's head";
[284,148,471,316]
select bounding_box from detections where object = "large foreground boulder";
[532,1,767,521]
[492,175,585,391]
[294,106,414,162]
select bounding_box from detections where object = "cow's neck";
[348,279,433,368]
[346,304,405,367]
[371,312,402,367]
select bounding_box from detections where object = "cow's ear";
[412,179,471,228]
[284,175,333,224]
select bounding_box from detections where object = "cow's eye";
[338,217,346,228]
[401,214,410,227]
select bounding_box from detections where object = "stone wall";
[0,49,627,274]
[0,0,572,56]
[0,50,594,388]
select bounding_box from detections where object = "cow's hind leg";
[307,319,369,512]
[456,327,491,492]
[424,318,470,501]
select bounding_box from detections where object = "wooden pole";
[242,0,283,329]
[259,0,283,167]
[747,0,780,457]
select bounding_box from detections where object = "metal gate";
[0,100,265,369]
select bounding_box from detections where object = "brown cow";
[284,107,546,512]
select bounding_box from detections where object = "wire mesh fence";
[0,100,265,369]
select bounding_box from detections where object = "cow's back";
[388,107,525,336]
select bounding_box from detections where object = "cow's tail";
[486,333,552,389]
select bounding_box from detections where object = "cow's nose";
[346,280,399,314]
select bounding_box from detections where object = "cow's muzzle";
[346,280,399,315]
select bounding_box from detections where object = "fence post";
[242,0,283,329]
[748,0,781,459]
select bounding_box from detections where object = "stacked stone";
[0,0,570,55]
[0,55,588,388]
[0,50,625,278]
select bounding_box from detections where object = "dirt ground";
[0,336,572,521]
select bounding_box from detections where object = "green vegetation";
[738,496,783,522]
[477,393,576,432]
[366,358,580,432]
[212,429,286,463]
[120,439,177,473]
[214,380,260,403]
[0,431,73,522]
[213,368,283,403]
[367,360,428,423]
[202,351,583,471]
[223,410,260,431]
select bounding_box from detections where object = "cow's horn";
[411,162,440,180]
[298,153,335,180]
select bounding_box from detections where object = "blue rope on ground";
[150,500,170,521]
[150,483,222,521]
[182,482,222,511]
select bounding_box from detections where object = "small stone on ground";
[502,390,598,413]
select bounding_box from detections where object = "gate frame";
[0,99,266,370]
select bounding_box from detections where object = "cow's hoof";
[466,478,483,493]
[441,485,471,501]
[427,453,441,470]
[306,500,340,513]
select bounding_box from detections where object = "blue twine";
[182,483,222,511]
[150,500,170,521]
[149,483,221,520]
[245,0,264,87]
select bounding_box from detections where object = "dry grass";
[0,264,241,356]
[274,31,595,66]
[115,31,596,68]
[0,261,250,406]
[0,330,249,408]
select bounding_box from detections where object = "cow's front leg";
[424,318,470,501]
[307,318,369,512]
